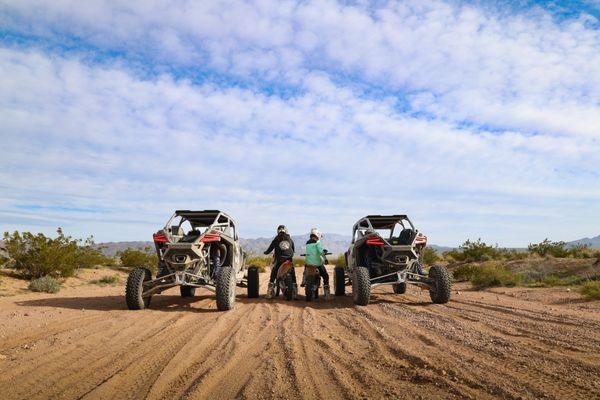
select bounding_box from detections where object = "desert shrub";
[580,281,600,300]
[452,264,478,282]
[90,275,120,286]
[469,263,522,289]
[422,247,439,266]
[445,239,502,263]
[28,276,61,293]
[528,239,570,258]
[497,248,529,260]
[333,253,347,268]
[118,247,157,271]
[3,228,109,279]
[246,256,273,272]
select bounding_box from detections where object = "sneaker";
[266,283,275,299]
[323,285,331,300]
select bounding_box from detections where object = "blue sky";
[0,0,599,246]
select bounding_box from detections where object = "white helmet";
[310,228,321,239]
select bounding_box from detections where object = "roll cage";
[351,215,416,244]
[164,210,238,242]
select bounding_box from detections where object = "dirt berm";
[0,267,598,399]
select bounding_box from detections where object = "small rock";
[0,354,7,360]
[23,313,29,317]
[566,288,571,292]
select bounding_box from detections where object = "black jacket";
[264,233,295,260]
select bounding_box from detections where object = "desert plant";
[469,262,522,289]
[421,247,439,266]
[3,228,108,279]
[580,281,600,300]
[333,253,347,268]
[28,276,61,293]
[90,275,120,286]
[452,264,478,282]
[118,247,157,271]
[528,239,570,258]
[445,239,502,263]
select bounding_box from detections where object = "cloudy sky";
[0,0,599,246]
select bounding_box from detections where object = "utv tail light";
[201,234,221,243]
[366,238,385,246]
[153,233,168,243]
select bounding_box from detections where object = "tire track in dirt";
[0,272,598,399]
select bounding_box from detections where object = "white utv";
[125,210,259,311]
[336,215,451,306]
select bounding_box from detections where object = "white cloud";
[0,1,599,245]
[1,46,598,246]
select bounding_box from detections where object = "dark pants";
[317,265,329,286]
[270,258,296,284]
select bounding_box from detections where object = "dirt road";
[0,268,599,399]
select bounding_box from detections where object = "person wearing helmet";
[304,228,331,299]
[264,225,297,299]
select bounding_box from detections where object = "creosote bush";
[118,247,157,271]
[3,228,110,279]
[28,276,61,293]
[421,247,439,266]
[580,281,600,300]
[469,263,523,289]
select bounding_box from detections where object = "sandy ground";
[0,267,599,400]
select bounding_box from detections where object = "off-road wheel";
[247,266,259,298]
[393,282,407,294]
[126,268,152,310]
[429,265,451,304]
[284,273,294,301]
[305,275,315,302]
[352,266,371,306]
[334,266,346,296]
[216,266,236,311]
[180,286,195,298]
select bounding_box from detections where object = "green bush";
[333,253,347,268]
[445,239,502,263]
[118,247,157,271]
[580,281,600,300]
[528,239,570,258]
[469,263,522,289]
[452,264,478,282]
[28,276,61,293]
[3,228,109,279]
[90,275,120,286]
[422,247,439,266]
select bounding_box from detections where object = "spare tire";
[247,266,259,298]
[352,266,371,306]
[429,265,451,304]
[334,266,346,296]
[126,268,152,310]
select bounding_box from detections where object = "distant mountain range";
[2,234,597,260]
[567,235,600,249]
[94,234,453,257]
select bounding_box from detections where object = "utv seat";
[395,229,415,245]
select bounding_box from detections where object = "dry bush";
[28,276,61,293]
[580,281,600,300]
[90,275,120,286]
